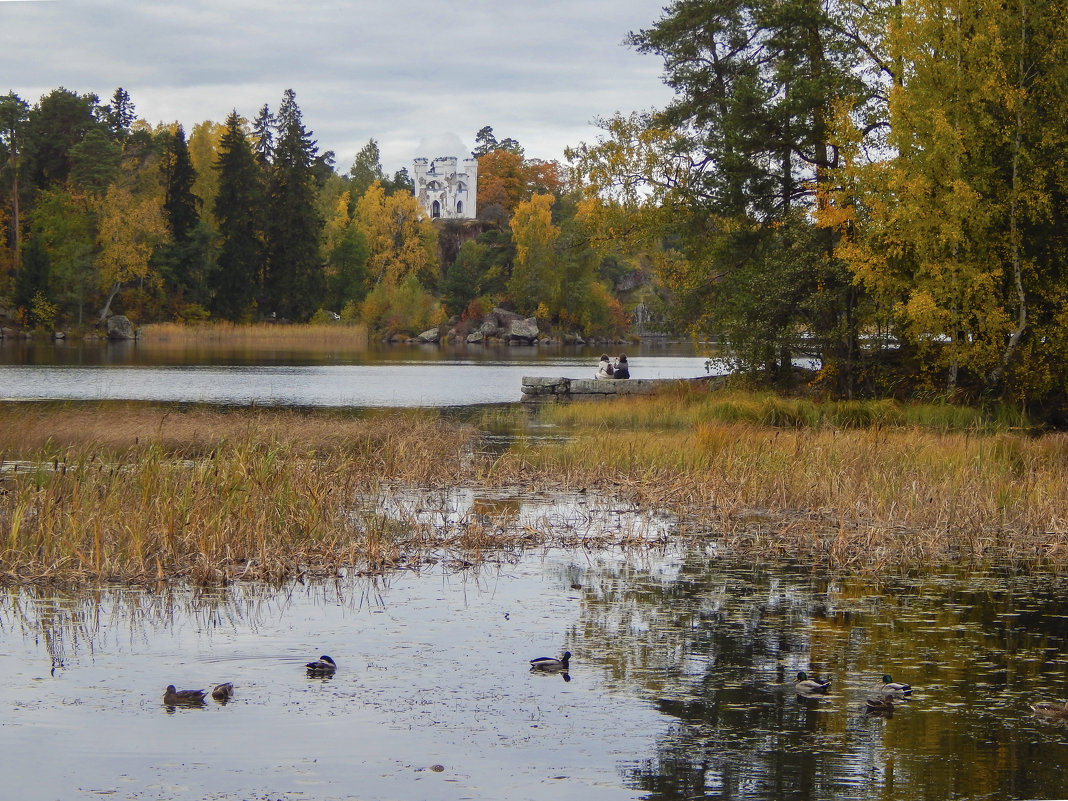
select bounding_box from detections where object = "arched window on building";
[427,180,442,191]
[431,200,441,218]
[457,182,466,192]
[456,200,464,215]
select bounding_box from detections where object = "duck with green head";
[795,671,831,693]
[880,674,913,696]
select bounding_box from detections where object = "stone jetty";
[521,375,714,399]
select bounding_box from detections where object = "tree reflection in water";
[569,553,1068,801]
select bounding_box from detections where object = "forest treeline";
[3,0,1068,417]
[0,88,641,344]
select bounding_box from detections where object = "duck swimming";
[530,651,571,672]
[306,655,337,676]
[211,682,234,701]
[880,674,913,696]
[866,696,895,715]
[1030,700,1068,719]
[163,685,207,706]
[795,671,831,693]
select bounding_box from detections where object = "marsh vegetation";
[1,388,1065,584]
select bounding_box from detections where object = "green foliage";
[359,273,443,335]
[263,89,325,320]
[212,111,263,321]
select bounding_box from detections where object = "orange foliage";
[477,151,564,216]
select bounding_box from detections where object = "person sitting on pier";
[613,353,630,379]
[596,353,615,379]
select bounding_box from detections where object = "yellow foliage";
[354,182,437,288]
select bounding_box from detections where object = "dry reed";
[2,392,1067,584]
[140,321,369,351]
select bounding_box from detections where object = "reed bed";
[140,321,369,351]
[0,404,478,584]
[2,393,1067,584]
[483,408,1068,569]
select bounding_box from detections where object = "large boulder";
[508,317,539,343]
[417,327,441,344]
[106,315,137,340]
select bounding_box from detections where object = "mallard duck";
[1030,700,1068,719]
[880,674,913,696]
[163,685,207,705]
[211,682,234,701]
[530,651,571,672]
[866,696,895,715]
[795,671,831,693]
[306,655,337,676]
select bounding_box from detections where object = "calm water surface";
[0,341,711,406]
[3,548,1068,801]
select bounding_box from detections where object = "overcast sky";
[1,0,675,176]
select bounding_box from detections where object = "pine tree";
[212,111,263,320]
[263,90,324,320]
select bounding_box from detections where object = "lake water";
[4,547,1068,801]
[3,340,1065,800]
[0,341,710,406]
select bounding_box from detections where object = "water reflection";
[1,552,1067,799]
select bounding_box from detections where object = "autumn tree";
[95,157,168,321]
[508,193,559,315]
[354,181,437,289]
[321,189,369,310]
[188,120,224,229]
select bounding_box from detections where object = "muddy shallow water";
[4,550,1068,800]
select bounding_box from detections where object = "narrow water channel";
[2,549,1066,800]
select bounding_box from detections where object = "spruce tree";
[263,89,324,320]
[212,111,263,321]
[157,125,207,308]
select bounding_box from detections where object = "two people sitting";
[596,353,630,380]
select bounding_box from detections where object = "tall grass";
[536,388,1022,433]
[0,404,477,584]
[2,393,1066,582]
[483,394,1068,568]
[140,321,369,351]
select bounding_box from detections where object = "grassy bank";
[1,392,1065,584]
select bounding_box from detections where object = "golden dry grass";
[140,321,369,351]
[2,393,1067,584]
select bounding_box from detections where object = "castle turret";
[413,154,477,220]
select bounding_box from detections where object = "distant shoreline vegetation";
[0,392,1065,585]
[7,0,1068,423]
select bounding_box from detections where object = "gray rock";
[106,315,137,340]
[508,317,539,343]
[417,327,441,344]
[466,331,484,344]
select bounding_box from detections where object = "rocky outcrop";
[106,315,137,340]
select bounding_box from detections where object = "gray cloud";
[1,0,672,174]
